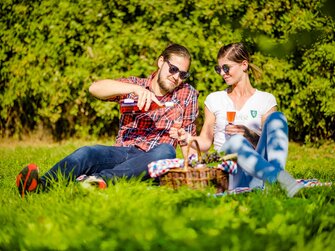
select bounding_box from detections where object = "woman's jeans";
[40,143,176,186]
[220,112,289,189]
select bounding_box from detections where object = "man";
[16,43,199,197]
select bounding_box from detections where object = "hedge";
[1,0,334,143]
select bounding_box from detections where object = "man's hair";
[160,43,191,64]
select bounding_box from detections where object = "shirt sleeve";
[264,93,277,113]
[204,92,217,114]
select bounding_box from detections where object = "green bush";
[1,0,334,142]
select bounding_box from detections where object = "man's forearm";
[89,80,137,100]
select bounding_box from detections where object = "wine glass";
[173,116,183,129]
[226,110,236,124]
[172,104,183,129]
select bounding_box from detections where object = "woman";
[170,42,303,197]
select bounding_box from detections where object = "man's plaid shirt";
[109,73,199,152]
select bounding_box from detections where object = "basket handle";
[220,153,238,161]
[184,139,202,170]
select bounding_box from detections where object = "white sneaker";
[76,175,107,189]
[277,170,304,197]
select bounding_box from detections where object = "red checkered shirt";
[109,72,199,152]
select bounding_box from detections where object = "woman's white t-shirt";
[205,89,277,151]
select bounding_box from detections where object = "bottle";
[120,98,174,114]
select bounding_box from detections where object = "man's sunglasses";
[165,60,190,80]
[214,64,230,75]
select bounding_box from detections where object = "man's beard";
[157,72,176,94]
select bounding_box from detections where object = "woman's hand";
[225,124,260,148]
[225,124,247,136]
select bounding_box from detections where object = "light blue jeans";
[220,112,289,189]
[40,143,176,187]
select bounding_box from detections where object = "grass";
[0,140,335,250]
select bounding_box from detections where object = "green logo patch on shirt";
[250,110,257,118]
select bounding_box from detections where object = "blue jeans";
[220,112,289,189]
[40,143,176,186]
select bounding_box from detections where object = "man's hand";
[133,86,162,111]
[89,80,163,111]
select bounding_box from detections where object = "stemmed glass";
[172,114,183,130]
[172,104,183,129]
[226,110,236,124]
[170,105,184,143]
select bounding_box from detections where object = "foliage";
[0,140,335,250]
[0,0,334,142]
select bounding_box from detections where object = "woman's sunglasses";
[165,60,190,80]
[214,64,230,75]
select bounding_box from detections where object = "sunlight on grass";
[0,141,335,250]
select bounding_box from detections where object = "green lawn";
[0,140,334,250]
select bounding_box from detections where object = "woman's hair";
[160,43,191,64]
[217,42,261,80]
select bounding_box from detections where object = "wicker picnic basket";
[160,139,235,192]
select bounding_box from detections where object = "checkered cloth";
[212,179,333,197]
[217,160,238,174]
[296,179,333,187]
[148,156,238,178]
[148,158,184,178]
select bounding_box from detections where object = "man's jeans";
[40,143,176,186]
[220,112,289,189]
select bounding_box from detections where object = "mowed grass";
[0,140,334,250]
